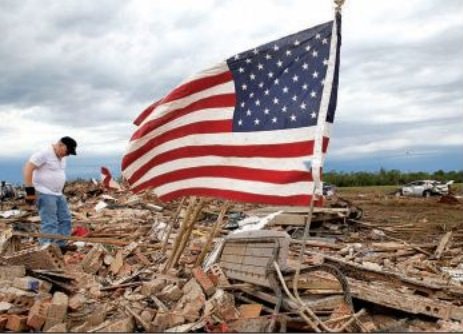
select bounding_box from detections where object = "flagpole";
[291,0,345,329]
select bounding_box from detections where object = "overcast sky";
[1,0,462,172]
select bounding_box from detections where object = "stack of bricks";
[80,245,105,274]
[207,264,230,287]
[27,299,51,331]
[192,267,216,296]
[13,276,52,293]
[0,287,36,309]
[0,314,8,331]
[2,244,65,270]
[5,314,28,332]
[43,292,68,331]
[0,265,25,281]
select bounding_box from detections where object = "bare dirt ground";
[337,185,463,245]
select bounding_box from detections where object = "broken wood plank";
[124,305,151,332]
[246,206,349,215]
[0,218,39,224]
[290,239,342,250]
[99,282,142,291]
[434,231,453,259]
[161,197,186,253]
[195,201,230,266]
[163,196,197,271]
[150,296,168,312]
[345,277,463,321]
[12,231,130,246]
[304,250,463,299]
[240,286,345,313]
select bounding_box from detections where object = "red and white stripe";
[122,60,333,205]
[101,166,122,191]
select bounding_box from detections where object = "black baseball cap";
[60,136,77,155]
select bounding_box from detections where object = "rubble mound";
[1,180,463,332]
[438,194,460,205]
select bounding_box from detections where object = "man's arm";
[23,161,37,186]
[23,161,37,205]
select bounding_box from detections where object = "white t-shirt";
[30,146,67,195]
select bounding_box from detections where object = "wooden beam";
[290,239,342,250]
[434,231,453,259]
[161,197,186,253]
[12,231,131,246]
[100,282,142,291]
[163,196,197,272]
[345,277,463,321]
[170,198,205,268]
[195,201,230,266]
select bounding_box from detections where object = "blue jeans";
[37,192,72,247]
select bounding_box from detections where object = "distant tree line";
[323,168,463,187]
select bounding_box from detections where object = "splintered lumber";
[164,197,197,271]
[382,234,432,256]
[12,231,130,247]
[99,282,142,291]
[345,278,463,321]
[300,257,463,320]
[240,286,345,313]
[195,201,230,266]
[161,197,186,252]
[164,197,206,271]
[246,206,349,215]
[124,305,151,332]
[1,218,39,224]
[170,198,206,268]
[303,250,463,299]
[290,239,342,250]
[434,231,453,259]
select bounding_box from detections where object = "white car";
[395,180,454,198]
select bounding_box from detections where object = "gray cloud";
[0,0,462,167]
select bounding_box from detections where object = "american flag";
[122,14,341,206]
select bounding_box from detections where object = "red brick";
[238,304,262,319]
[0,315,8,331]
[27,300,50,331]
[68,294,86,311]
[192,267,216,296]
[208,264,230,287]
[6,314,28,332]
[43,292,68,331]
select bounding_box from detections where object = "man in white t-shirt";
[23,137,77,252]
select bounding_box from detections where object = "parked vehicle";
[323,183,337,197]
[0,181,17,201]
[394,180,454,198]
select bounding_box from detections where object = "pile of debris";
[1,180,463,332]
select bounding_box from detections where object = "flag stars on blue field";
[227,22,333,132]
